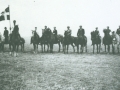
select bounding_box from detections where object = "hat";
[4,27,7,29]
[79,25,82,27]
[96,27,98,29]
[67,26,70,28]
[54,27,56,28]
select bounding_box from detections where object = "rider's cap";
[96,27,98,29]
[4,27,7,29]
[79,25,82,27]
[67,26,70,28]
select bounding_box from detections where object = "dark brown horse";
[40,36,49,53]
[18,37,25,52]
[76,31,87,53]
[103,29,112,53]
[41,29,64,53]
[9,26,21,56]
[49,34,63,52]
[91,31,101,54]
[63,31,75,54]
[31,31,40,53]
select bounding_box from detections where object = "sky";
[0,0,120,37]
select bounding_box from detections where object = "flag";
[7,15,10,20]
[0,15,5,21]
[5,7,9,12]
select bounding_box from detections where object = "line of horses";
[30,29,120,55]
[0,29,120,56]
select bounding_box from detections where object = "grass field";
[0,37,120,90]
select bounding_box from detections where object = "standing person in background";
[3,27,9,43]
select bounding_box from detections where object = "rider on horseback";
[103,26,112,44]
[3,27,9,43]
[53,27,58,42]
[31,27,39,44]
[65,26,72,40]
[95,27,100,36]
[77,25,85,40]
[116,26,120,35]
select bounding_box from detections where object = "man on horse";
[95,27,100,36]
[116,26,120,35]
[42,26,47,36]
[31,27,39,44]
[64,26,72,41]
[77,26,85,36]
[53,27,58,42]
[103,26,112,48]
[3,27,9,43]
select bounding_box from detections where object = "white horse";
[112,31,120,53]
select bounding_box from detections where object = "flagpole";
[8,5,11,34]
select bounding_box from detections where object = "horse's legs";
[36,44,38,53]
[41,44,43,53]
[62,44,64,52]
[99,44,101,53]
[112,44,114,54]
[105,45,106,52]
[71,44,75,52]
[97,44,98,53]
[23,43,24,52]
[81,45,83,53]
[33,44,35,53]
[93,44,95,54]
[108,45,110,53]
[2,43,4,52]
[47,44,49,52]
[51,44,53,53]
[77,45,79,53]
[86,44,87,52]
[117,44,119,53]
[58,43,60,52]
[64,45,66,54]
[67,45,69,54]
[44,44,45,52]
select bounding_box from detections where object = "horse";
[91,31,101,54]
[103,29,112,53]
[111,31,120,54]
[10,27,21,56]
[31,31,40,53]
[76,31,87,53]
[40,36,50,53]
[41,28,64,53]
[63,31,75,54]
[18,37,25,52]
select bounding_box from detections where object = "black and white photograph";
[0,0,120,90]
